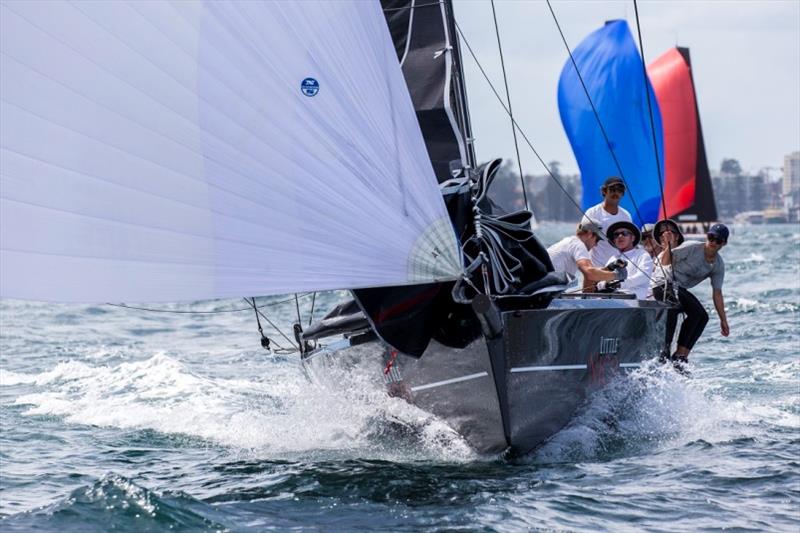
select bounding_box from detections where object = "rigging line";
[545,0,646,226]
[242,297,298,349]
[489,0,529,212]
[294,293,302,326]
[308,292,317,327]
[631,0,674,295]
[382,0,442,13]
[455,22,590,223]
[632,0,668,221]
[455,23,664,286]
[105,293,313,314]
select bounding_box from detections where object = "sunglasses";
[613,230,633,238]
[606,185,625,193]
[707,234,726,244]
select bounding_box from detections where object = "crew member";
[547,219,626,288]
[650,220,731,367]
[603,221,653,299]
[641,223,662,259]
[584,176,633,267]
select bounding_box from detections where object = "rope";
[489,0,529,212]
[545,0,646,226]
[382,0,442,13]
[105,293,313,314]
[308,292,317,327]
[632,0,668,220]
[244,297,298,350]
[294,293,302,326]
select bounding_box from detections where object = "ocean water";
[1,223,797,531]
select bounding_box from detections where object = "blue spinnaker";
[558,20,664,226]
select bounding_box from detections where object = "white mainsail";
[0,0,461,303]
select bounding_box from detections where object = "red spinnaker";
[648,48,697,219]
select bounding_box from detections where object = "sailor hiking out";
[651,220,731,368]
[584,176,634,267]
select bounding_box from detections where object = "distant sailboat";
[557,20,664,228]
[648,47,719,234]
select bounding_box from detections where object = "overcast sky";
[453,0,800,178]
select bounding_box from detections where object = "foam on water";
[6,348,475,463]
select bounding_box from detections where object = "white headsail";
[0,0,461,302]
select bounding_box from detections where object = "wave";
[2,474,224,532]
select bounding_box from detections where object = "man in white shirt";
[584,176,633,267]
[547,219,625,288]
[602,221,653,299]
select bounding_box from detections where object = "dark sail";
[382,0,475,181]
[352,0,477,357]
[352,1,555,357]
[648,47,718,222]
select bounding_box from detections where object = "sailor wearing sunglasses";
[651,220,731,368]
[601,221,653,299]
[585,176,633,268]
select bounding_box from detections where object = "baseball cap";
[602,176,625,189]
[707,223,730,242]
[578,216,604,239]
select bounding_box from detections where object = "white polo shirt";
[548,236,591,278]
[584,203,633,267]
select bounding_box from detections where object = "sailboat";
[558,19,718,235]
[648,47,719,236]
[0,0,670,455]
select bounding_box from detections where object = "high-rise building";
[783,151,800,197]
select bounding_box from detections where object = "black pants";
[653,285,709,353]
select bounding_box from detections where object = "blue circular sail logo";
[301,77,319,97]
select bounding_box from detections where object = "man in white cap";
[547,218,626,289]
[584,176,633,267]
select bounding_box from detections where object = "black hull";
[303,298,669,454]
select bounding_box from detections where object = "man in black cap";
[651,221,731,367]
[584,176,633,268]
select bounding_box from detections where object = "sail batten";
[1,0,461,303]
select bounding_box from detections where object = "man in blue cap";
[651,222,731,368]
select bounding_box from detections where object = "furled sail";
[557,20,664,226]
[648,47,718,222]
[0,0,461,303]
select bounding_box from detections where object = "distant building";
[782,151,800,198]
[712,172,768,220]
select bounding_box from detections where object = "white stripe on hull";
[411,371,488,392]
[510,362,642,373]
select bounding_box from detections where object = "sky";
[453,0,800,178]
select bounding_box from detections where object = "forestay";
[0,0,461,303]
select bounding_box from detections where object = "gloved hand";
[613,266,628,281]
[604,257,628,272]
[597,280,622,292]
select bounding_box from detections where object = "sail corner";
[407,217,462,283]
